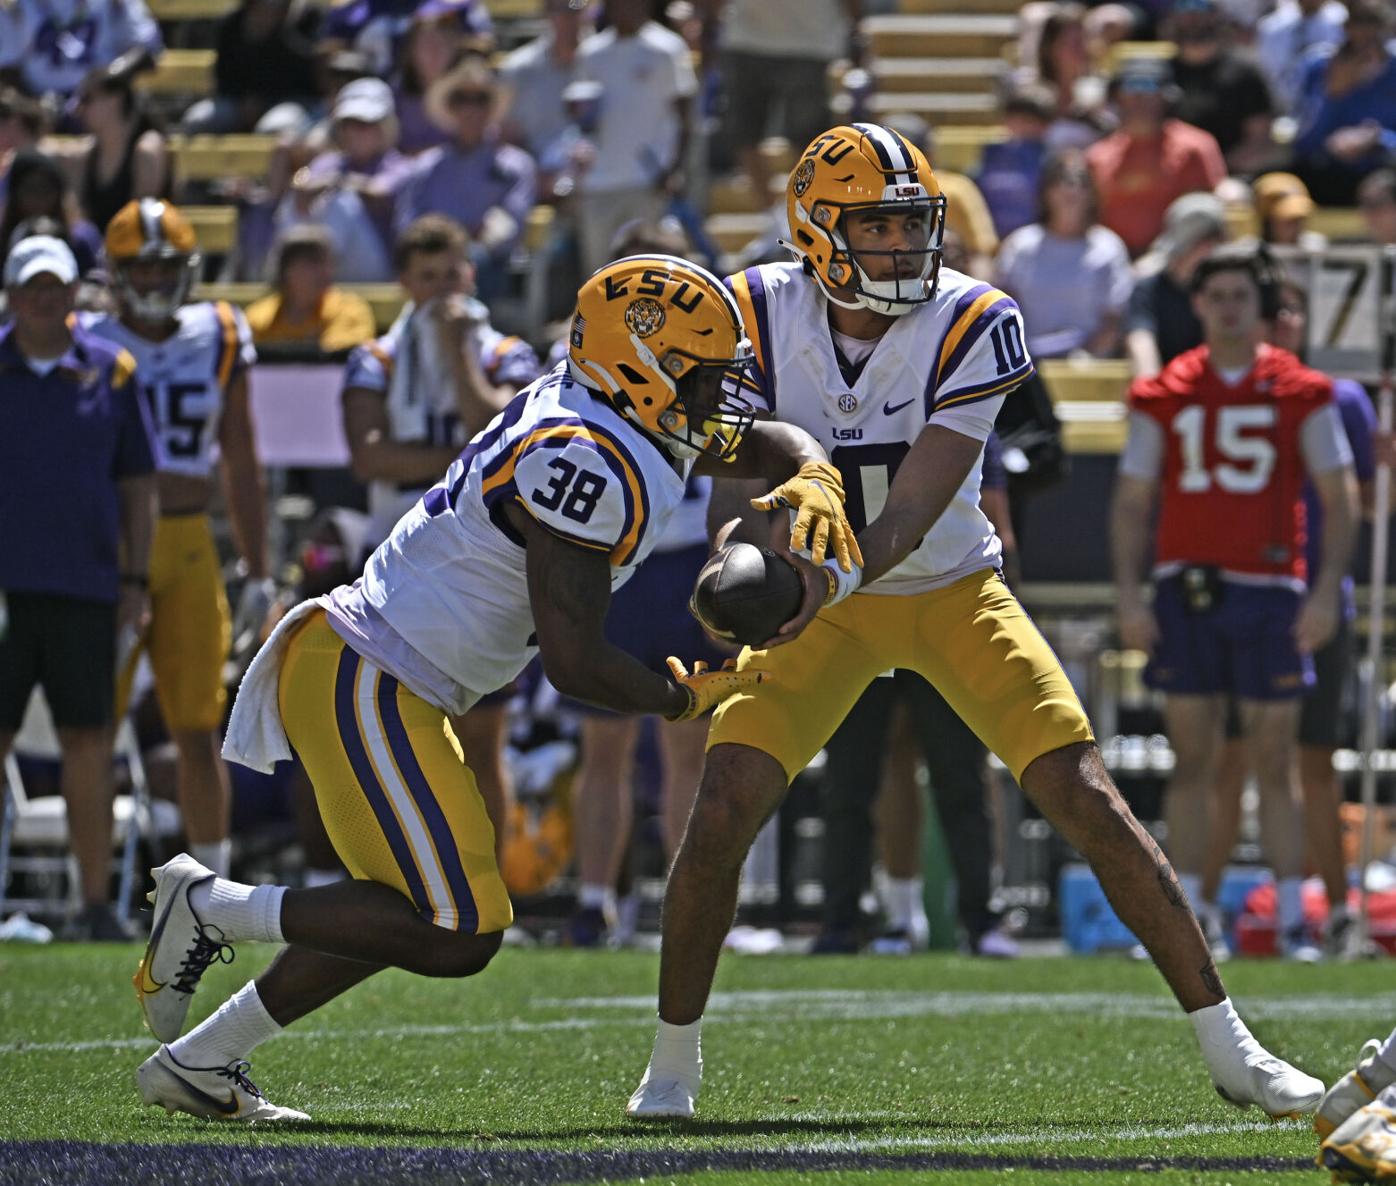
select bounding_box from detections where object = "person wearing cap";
[280,76,415,282]
[1086,55,1226,257]
[393,52,537,300]
[1123,191,1228,376]
[1165,0,1275,173]
[0,234,157,941]
[1253,171,1325,249]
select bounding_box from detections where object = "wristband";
[821,557,862,606]
[120,573,149,589]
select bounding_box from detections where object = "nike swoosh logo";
[884,399,914,415]
[134,880,176,997]
[174,1071,242,1115]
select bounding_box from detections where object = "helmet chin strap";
[781,235,931,317]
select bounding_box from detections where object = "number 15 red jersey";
[1127,344,1333,583]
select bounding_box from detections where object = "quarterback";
[626,123,1324,1120]
[128,254,856,1121]
[84,199,269,880]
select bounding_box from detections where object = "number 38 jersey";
[324,365,692,715]
[82,302,255,478]
[1125,344,1348,585]
[725,262,1034,595]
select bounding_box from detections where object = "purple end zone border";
[0,1141,1313,1185]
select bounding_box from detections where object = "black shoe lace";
[216,1060,263,1100]
[174,923,235,995]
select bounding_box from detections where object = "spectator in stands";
[1359,168,1396,243]
[391,3,485,155]
[995,150,1131,360]
[706,0,860,214]
[1087,56,1226,258]
[0,0,161,106]
[1293,0,1396,205]
[1110,243,1359,962]
[498,0,591,165]
[0,150,103,279]
[0,234,156,940]
[0,88,44,174]
[1253,171,1326,249]
[1257,0,1348,119]
[244,225,375,356]
[394,54,536,300]
[975,85,1055,240]
[570,0,697,276]
[1124,192,1227,377]
[277,77,413,282]
[321,0,492,82]
[73,58,170,233]
[182,0,321,137]
[1165,0,1275,174]
[1017,3,1110,151]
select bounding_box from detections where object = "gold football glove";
[664,657,767,721]
[750,461,864,572]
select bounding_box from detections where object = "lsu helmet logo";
[624,297,666,338]
[792,158,815,197]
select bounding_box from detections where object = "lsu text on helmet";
[105,198,201,323]
[785,122,946,316]
[568,254,757,461]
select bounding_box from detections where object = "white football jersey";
[726,263,1033,595]
[324,364,693,714]
[82,302,255,479]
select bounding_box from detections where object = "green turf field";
[2,942,1391,1184]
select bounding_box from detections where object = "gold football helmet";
[104,199,200,322]
[785,122,946,316]
[568,254,757,461]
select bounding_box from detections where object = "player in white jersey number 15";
[626,122,1325,1123]
[127,254,859,1123]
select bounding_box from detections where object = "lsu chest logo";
[832,427,863,441]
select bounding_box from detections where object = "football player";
[626,123,1324,1120]
[84,198,268,880]
[1112,246,1358,959]
[128,254,856,1121]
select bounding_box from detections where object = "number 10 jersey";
[725,262,1034,596]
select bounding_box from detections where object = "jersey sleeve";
[723,268,773,414]
[931,287,1034,414]
[214,301,257,386]
[483,421,651,565]
[342,337,393,395]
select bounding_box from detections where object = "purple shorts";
[1145,574,1314,701]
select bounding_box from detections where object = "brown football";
[690,542,804,646]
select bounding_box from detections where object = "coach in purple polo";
[0,234,157,941]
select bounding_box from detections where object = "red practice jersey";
[1127,344,1333,582]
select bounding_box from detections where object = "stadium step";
[869,91,1002,125]
[900,0,1024,13]
[135,49,215,96]
[704,212,770,259]
[930,124,1007,173]
[864,14,1018,61]
[872,57,1004,94]
[146,0,235,19]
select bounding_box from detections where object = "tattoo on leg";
[1146,833,1187,910]
[1199,961,1224,998]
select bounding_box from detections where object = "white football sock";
[190,840,231,878]
[1276,876,1304,934]
[648,1017,702,1082]
[578,883,616,917]
[883,877,925,933]
[168,981,282,1068]
[188,878,285,944]
[1190,997,1262,1090]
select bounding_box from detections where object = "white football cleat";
[133,854,232,1043]
[1211,1052,1325,1119]
[1321,1084,1396,1182]
[136,1045,309,1122]
[626,1069,698,1119]
[1317,1040,1394,1139]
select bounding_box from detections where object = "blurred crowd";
[3,0,1396,951]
